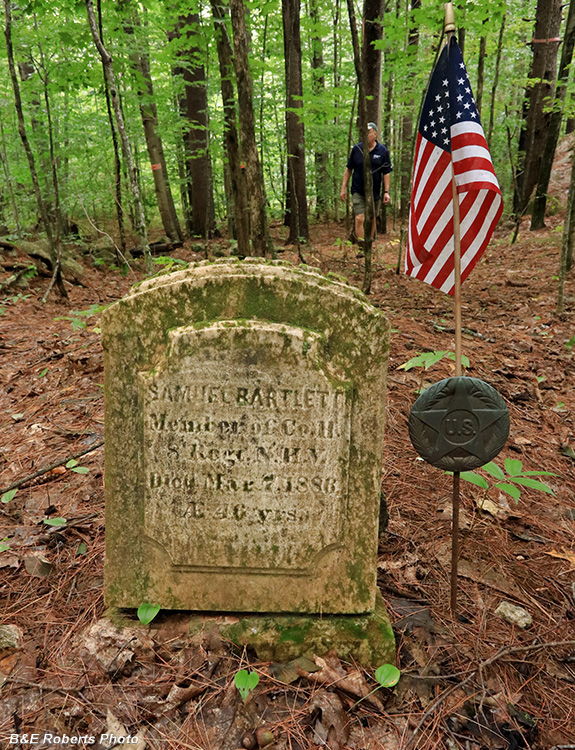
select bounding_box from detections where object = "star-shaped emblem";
[409,377,509,471]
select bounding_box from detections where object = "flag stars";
[471,111,477,118]
[464,102,471,109]
[443,79,448,86]
[458,78,464,85]
[435,94,441,102]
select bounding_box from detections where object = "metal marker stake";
[445,1,462,613]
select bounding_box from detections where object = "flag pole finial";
[443,2,456,33]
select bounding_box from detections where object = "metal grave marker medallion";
[408,376,509,471]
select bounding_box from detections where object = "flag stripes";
[406,38,503,295]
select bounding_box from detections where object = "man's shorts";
[352,193,380,217]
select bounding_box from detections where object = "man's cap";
[368,122,378,132]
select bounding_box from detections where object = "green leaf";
[446,351,470,368]
[495,482,521,502]
[76,542,87,555]
[66,459,78,468]
[137,602,161,625]
[71,466,89,474]
[43,517,67,526]
[0,538,11,553]
[234,669,259,700]
[459,471,489,489]
[39,368,48,378]
[375,663,401,687]
[481,461,505,480]
[510,477,555,495]
[515,470,557,477]
[1,489,17,504]
[504,458,523,477]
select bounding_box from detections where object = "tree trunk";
[487,13,506,146]
[210,0,250,256]
[333,0,341,221]
[283,0,309,245]
[4,0,67,299]
[557,141,575,313]
[97,0,126,259]
[309,0,330,221]
[123,4,183,242]
[362,0,385,129]
[399,0,420,220]
[515,0,562,215]
[347,0,375,294]
[85,0,151,272]
[229,0,272,256]
[531,0,575,230]
[476,35,486,119]
[175,13,215,239]
[0,111,21,236]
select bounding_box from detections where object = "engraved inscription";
[141,324,352,572]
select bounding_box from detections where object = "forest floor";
[0,212,574,750]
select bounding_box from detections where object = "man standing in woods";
[340,123,392,254]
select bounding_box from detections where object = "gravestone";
[102,259,390,618]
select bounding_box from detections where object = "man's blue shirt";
[347,141,392,201]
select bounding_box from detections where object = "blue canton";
[419,36,481,154]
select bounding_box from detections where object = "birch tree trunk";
[85,0,151,272]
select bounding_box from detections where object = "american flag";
[405,37,503,295]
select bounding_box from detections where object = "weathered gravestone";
[103,259,393,661]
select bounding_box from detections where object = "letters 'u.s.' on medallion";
[408,376,509,471]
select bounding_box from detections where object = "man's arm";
[383,172,391,205]
[340,167,353,202]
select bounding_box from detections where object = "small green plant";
[399,350,470,371]
[566,336,575,351]
[0,537,11,553]
[151,256,188,274]
[1,489,17,504]
[375,663,401,687]
[351,664,401,709]
[333,237,352,248]
[66,459,89,474]
[448,458,555,502]
[43,517,67,527]
[137,602,161,624]
[55,303,108,331]
[234,669,259,700]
